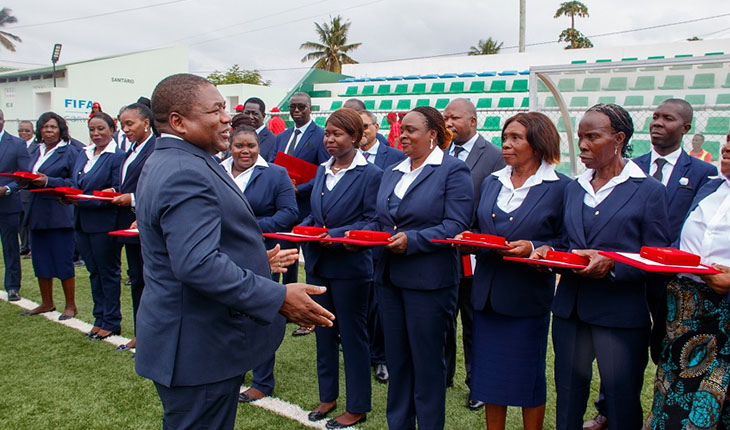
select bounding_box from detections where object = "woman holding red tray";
[20,112,82,319]
[456,112,569,430]
[541,104,670,430]
[645,135,730,428]
[298,108,382,428]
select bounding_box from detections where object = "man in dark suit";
[585,98,717,430]
[135,74,334,430]
[239,97,278,161]
[344,98,391,147]
[0,111,31,301]
[443,98,505,410]
[18,120,37,258]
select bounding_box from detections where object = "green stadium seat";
[377,84,391,95]
[570,96,589,107]
[447,81,465,94]
[722,73,730,88]
[309,90,331,98]
[415,98,430,107]
[716,94,730,104]
[396,99,411,110]
[487,80,507,93]
[491,136,502,147]
[476,98,492,109]
[704,117,730,135]
[393,84,409,95]
[364,100,375,110]
[689,73,715,89]
[632,139,652,156]
[468,81,486,93]
[596,59,612,63]
[380,116,390,130]
[411,83,427,95]
[572,60,587,64]
[314,116,326,127]
[685,94,706,106]
[578,78,601,91]
[636,118,651,134]
[703,141,721,161]
[497,97,515,108]
[537,80,549,92]
[558,78,576,92]
[329,100,343,110]
[557,116,576,133]
[689,118,696,134]
[312,105,320,112]
[378,100,393,110]
[652,95,673,105]
[435,98,449,109]
[624,95,644,106]
[341,86,358,96]
[604,77,628,91]
[545,96,558,107]
[509,79,528,92]
[429,82,445,94]
[361,85,374,96]
[597,96,616,104]
[284,120,294,128]
[521,97,529,107]
[647,56,665,60]
[659,75,684,90]
[480,116,501,131]
[670,54,693,70]
[631,76,655,90]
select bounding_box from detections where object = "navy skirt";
[471,306,550,407]
[30,228,75,280]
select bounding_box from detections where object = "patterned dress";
[646,276,730,430]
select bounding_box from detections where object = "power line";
[7,0,193,29]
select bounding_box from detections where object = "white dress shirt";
[323,151,368,191]
[493,160,560,212]
[449,133,478,162]
[285,120,312,153]
[577,159,646,208]
[26,139,34,148]
[679,177,730,282]
[361,140,380,165]
[256,124,266,134]
[121,134,152,185]
[83,140,118,173]
[392,147,444,199]
[649,147,682,186]
[32,141,68,173]
[221,155,268,192]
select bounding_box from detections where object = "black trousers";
[0,213,21,291]
[154,375,243,430]
[445,276,473,388]
[124,243,145,333]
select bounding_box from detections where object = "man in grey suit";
[135,74,335,430]
[443,98,505,410]
[18,120,37,257]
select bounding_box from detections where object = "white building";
[217,83,288,116]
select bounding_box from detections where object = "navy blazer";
[69,138,85,151]
[634,150,717,241]
[26,144,81,230]
[114,136,156,242]
[373,141,406,170]
[472,173,571,316]
[71,146,125,233]
[243,163,299,233]
[376,132,390,148]
[0,131,31,214]
[370,154,473,290]
[301,162,383,279]
[552,176,670,328]
[134,136,286,387]
[258,126,278,162]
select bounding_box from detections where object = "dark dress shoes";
[7,289,20,301]
[90,330,121,341]
[116,344,133,352]
[374,363,389,383]
[58,313,76,321]
[308,403,336,422]
[325,414,367,429]
[292,326,314,337]
[238,392,254,403]
[467,399,485,411]
[20,307,55,316]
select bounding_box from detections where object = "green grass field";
[0,255,658,429]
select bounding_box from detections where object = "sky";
[1,0,729,89]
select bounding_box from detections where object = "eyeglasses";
[289,104,309,112]
[362,123,374,128]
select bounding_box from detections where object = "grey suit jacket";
[462,134,505,204]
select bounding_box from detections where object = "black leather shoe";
[116,344,133,351]
[374,363,389,383]
[308,403,336,422]
[238,392,254,403]
[467,399,485,411]
[7,289,20,301]
[326,414,366,429]
[292,326,314,337]
[90,330,121,341]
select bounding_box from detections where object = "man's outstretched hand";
[279,283,335,327]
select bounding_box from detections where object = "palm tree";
[554,1,592,49]
[0,8,21,52]
[468,38,503,56]
[300,16,361,74]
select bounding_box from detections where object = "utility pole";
[519,0,526,53]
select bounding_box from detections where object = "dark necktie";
[653,158,667,182]
[453,145,465,160]
[286,129,302,155]
[363,152,370,160]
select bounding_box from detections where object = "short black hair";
[137,96,151,109]
[660,98,693,123]
[151,73,211,131]
[231,125,260,144]
[586,103,634,157]
[36,112,70,142]
[89,112,117,132]
[121,102,154,124]
[243,97,265,115]
[230,113,247,129]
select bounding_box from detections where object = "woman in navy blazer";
[457,113,569,429]
[68,113,125,341]
[220,125,299,404]
[299,109,382,429]
[368,106,473,430]
[539,104,670,430]
[20,112,81,319]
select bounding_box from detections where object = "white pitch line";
[0,291,358,430]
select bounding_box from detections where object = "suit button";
[509,216,514,222]
[393,226,397,230]
[594,210,600,216]
[321,192,325,196]
[492,213,496,218]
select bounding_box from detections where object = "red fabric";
[268,116,286,135]
[388,121,401,150]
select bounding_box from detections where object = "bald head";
[343,98,366,112]
[444,98,477,144]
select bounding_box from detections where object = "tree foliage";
[300,15,361,73]
[206,64,270,86]
[468,38,503,56]
[558,29,593,49]
[554,1,592,49]
[0,8,21,52]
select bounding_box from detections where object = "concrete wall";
[216,83,288,116]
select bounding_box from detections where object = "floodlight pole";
[51,44,62,88]
[519,0,526,53]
